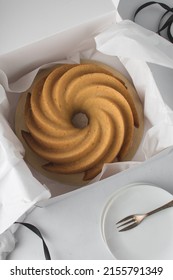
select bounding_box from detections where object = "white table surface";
[8,0,173,260]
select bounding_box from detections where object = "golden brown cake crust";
[15,60,144,183]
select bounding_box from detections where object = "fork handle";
[147,200,173,217]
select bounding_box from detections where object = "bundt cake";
[21,62,143,181]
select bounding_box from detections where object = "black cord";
[15,222,51,260]
[133,1,173,43]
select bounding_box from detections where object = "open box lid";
[0,0,118,81]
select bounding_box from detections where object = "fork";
[116,199,173,232]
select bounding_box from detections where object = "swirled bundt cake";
[21,61,143,181]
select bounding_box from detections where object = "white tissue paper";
[0,216,26,260]
[1,0,173,258]
[0,85,50,234]
[0,230,16,260]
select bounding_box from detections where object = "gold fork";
[116,199,173,232]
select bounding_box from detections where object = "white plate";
[101,183,173,259]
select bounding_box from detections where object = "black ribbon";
[133,1,173,43]
[15,222,51,260]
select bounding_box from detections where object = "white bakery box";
[1,0,173,260]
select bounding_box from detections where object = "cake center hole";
[72,112,89,129]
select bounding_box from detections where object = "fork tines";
[116,215,137,232]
